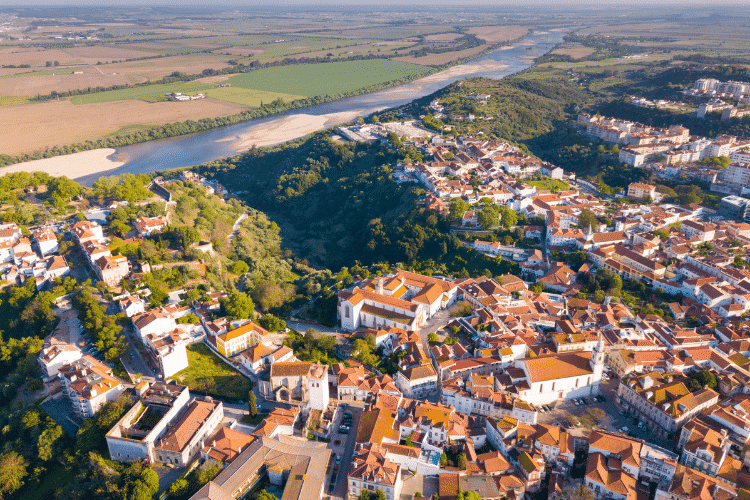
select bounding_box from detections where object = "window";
[345,305,350,318]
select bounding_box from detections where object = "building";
[201,426,256,466]
[338,271,458,332]
[585,452,637,500]
[514,335,605,406]
[617,371,720,438]
[654,466,736,500]
[348,444,403,500]
[135,215,169,236]
[216,322,269,357]
[628,183,656,201]
[395,364,438,398]
[262,362,329,409]
[59,355,125,418]
[95,255,130,286]
[719,195,750,222]
[38,344,82,378]
[190,435,331,500]
[106,381,191,463]
[154,397,224,466]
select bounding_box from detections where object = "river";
[75,30,564,186]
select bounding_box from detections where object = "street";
[328,405,363,500]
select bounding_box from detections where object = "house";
[654,465,736,500]
[395,364,438,398]
[153,397,224,467]
[216,322,269,357]
[585,452,637,500]
[95,255,130,286]
[627,183,656,201]
[348,444,403,500]
[38,344,82,378]
[239,344,295,374]
[135,215,169,237]
[32,227,58,255]
[106,381,191,463]
[59,355,125,418]
[201,426,256,465]
[119,295,146,317]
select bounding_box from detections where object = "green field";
[70,81,214,104]
[173,344,251,400]
[223,59,428,97]
[204,86,305,107]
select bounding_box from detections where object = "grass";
[221,59,428,97]
[70,81,214,104]
[204,86,305,107]
[526,179,570,193]
[241,413,265,425]
[172,343,251,400]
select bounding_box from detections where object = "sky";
[0,0,747,6]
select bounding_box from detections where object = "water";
[77,30,564,186]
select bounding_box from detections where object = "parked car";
[620,426,629,433]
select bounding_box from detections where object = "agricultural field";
[576,20,750,58]
[550,44,595,59]
[217,59,429,98]
[393,44,491,66]
[467,26,531,44]
[203,87,305,108]
[0,98,247,155]
[70,81,214,104]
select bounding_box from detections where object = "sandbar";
[1,148,126,180]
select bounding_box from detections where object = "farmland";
[0,98,247,156]
[70,81,214,104]
[218,59,429,97]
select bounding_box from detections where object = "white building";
[514,334,605,406]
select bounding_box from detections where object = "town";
[0,93,745,500]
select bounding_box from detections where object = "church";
[514,334,605,406]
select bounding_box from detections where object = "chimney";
[213,441,216,448]
[378,278,384,295]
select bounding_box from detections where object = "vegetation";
[172,344,252,400]
[283,329,338,366]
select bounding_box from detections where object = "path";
[228,213,248,243]
[90,64,105,75]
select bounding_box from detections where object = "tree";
[168,478,189,498]
[578,208,598,230]
[149,285,169,307]
[47,176,81,201]
[440,452,447,466]
[258,314,286,332]
[449,198,470,224]
[499,206,518,229]
[689,369,717,391]
[220,290,255,321]
[457,452,468,470]
[428,332,437,342]
[0,452,28,497]
[530,282,545,293]
[477,204,500,229]
[563,485,596,500]
[171,225,200,249]
[230,260,249,275]
[248,391,258,418]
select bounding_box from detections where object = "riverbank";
[0,149,125,179]
[228,59,509,151]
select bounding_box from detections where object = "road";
[228,213,248,243]
[417,309,452,353]
[120,324,160,381]
[328,405,363,500]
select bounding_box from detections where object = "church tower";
[590,333,605,394]
[585,223,594,243]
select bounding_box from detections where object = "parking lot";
[536,369,675,450]
[326,405,362,500]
